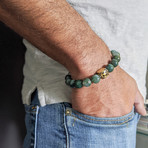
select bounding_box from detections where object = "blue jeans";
[23,90,140,148]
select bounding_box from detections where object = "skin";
[0,0,146,117]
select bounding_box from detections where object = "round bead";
[91,74,101,83]
[113,55,120,62]
[111,50,120,57]
[111,59,118,67]
[96,68,109,79]
[65,78,71,85]
[65,74,71,80]
[75,80,83,88]
[82,78,91,87]
[106,64,114,72]
[70,80,75,88]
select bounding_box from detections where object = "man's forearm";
[0,0,111,79]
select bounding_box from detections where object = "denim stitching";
[63,104,70,148]
[70,113,135,125]
[71,109,134,122]
[34,106,39,148]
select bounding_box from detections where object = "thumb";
[134,89,147,116]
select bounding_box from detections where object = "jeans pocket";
[65,103,140,126]
[64,103,139,148]
[65,105,136,126]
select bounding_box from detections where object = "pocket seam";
[70,113,135,125]
[72,109,134,122]
[68,108,135,125]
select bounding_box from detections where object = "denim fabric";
[23,91,140,148]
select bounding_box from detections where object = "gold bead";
[96,68,109,79]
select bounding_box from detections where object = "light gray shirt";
[22,0,148,106]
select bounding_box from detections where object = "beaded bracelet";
[65,50,120,88]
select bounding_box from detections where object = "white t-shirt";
[22,0,148,106]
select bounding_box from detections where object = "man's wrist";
[65,50,120,88]
[69,39,112,80]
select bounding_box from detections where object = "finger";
[134,89,147,116]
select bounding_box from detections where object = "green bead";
[91,74,101,83]
[70,80,75,88]
[111,59,118,67]
[65,78,71,85]
[113,55,120,62]
[106,64,114,72]
[65,74,71,80]
[83,78,91,87]
[75,80,83,88]
[111,50,120,57]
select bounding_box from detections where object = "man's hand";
[71,66,146,117]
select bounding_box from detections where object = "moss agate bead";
[111,59,118,67]
[106,64,114,72]
[65,78,71,85]
[96,68,109,79]
[113,55,120,62]
[70,80,75,88]
[65,74,71,80]
[111,50,120,57]
[83,78,91,87]
[75,80,83,88]
[91,74,101,83]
